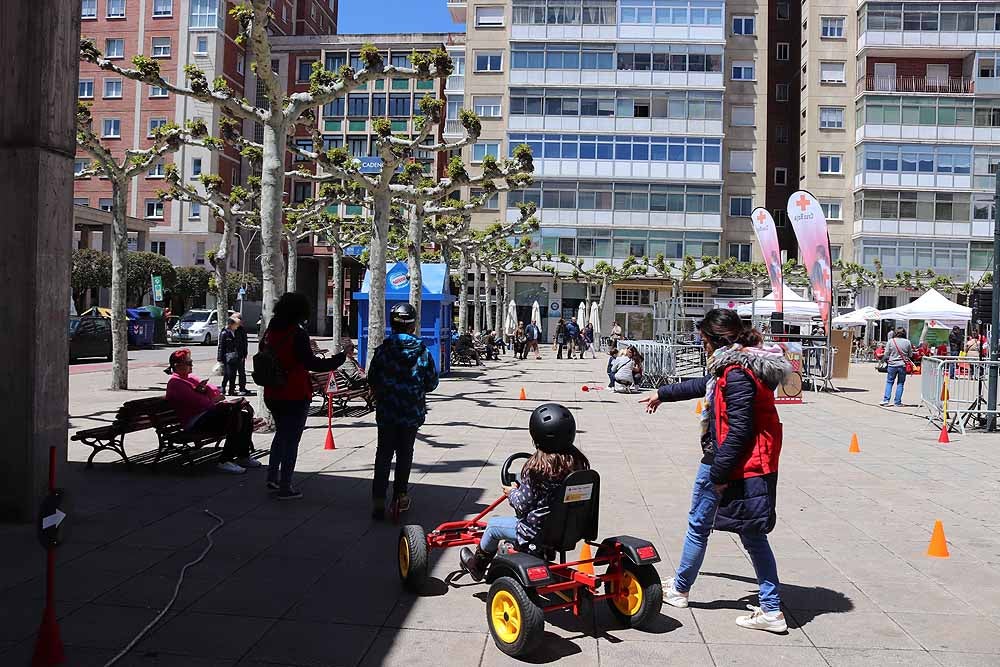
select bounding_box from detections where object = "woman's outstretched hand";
[640,395,662,413]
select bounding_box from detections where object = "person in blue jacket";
[368,302,439,520]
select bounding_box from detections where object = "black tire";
[487,576,545,658]
[203,333,212,346]
[605,562,663,629]
[398,525,428,592]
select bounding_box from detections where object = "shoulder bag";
[892,338,914,375]
[252,328,291,387]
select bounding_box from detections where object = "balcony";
[443,119,464,137]
[529,159,721,183]
[856,75,974,95]
[858,29,1000,50]
[447,0,466,23]
[509,69,724,90]
[512,24,618,42]
[507,207,722,231]
[445,74,464,91]
[507,115,723,137]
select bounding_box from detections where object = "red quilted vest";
[713,366,783,480]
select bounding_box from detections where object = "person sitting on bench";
[164,348,259,474]
[338,338,368,389]
[461,403,590,580]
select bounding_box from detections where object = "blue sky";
[337,0,466,34]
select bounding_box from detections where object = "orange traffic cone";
[927,520,950,558]
[324,427,336,450]
[695,400,703,415]
[849,433,860,453]
[519,387,527,401]
[577,543,594,575]
[938,424,950,444]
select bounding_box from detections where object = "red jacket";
[262,324,346,402]
[713,365,783,481]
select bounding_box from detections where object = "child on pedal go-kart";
[461,403,590,580]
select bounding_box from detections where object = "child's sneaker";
[662,577,689,608]
[735,605,787,633]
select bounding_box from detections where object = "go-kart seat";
[528,469,600,561]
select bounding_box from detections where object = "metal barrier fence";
[620,341,706,389]
[920,357,1000,433]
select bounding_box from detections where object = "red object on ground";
[938,424,950,444]
[324,397,336,450]
[32,447,65,666]
[581,385,590,392]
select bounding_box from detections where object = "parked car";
[69,316,112,361]
[169,309,233,345]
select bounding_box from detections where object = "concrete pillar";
[316,257,330,337]
[0,1,80,521]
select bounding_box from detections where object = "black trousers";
[237,357,247,390]
[221,360,239,395]
[192,402,253,462]
[372,423,419,501]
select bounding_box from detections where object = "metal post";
[988,170,1000,431]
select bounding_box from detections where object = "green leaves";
[308,60,338,94]
[359,43,382,71]
[132,55,161,79]
[184,64,210,95]
[458,108,482,139]
[372,117,393,137]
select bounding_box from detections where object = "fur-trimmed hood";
[710,344,792,390]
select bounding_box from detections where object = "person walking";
[525,320,541,359]
[218,317,240,396]
[607,347,619,390]
[261,292,345,500]
[583,322,597,359]
[513,322,527,360]
[881,327,913,407]
[233,313,253,395]
[368,303,439,520]
[555,318,568,360]
[566,316,582,359]
[640,308,792,633]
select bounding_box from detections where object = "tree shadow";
[694,572,854,628]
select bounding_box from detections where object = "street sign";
[357,157,384,174]
[151,275,164,302]
[345,245,365,256]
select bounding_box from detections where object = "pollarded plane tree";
[80,5,453,329]
[476,222,538,337]
[75,104,209,390]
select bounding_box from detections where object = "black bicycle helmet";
[390,302,417,330]
[528,403,576,453]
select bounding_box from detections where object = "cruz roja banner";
[749,207,784,313]
[786,190,833,331]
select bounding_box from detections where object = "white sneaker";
[735,605,787,633]
[236,457,262,468]
[661,577,689,608]
[879,400,890,406]
[217,461,246,474]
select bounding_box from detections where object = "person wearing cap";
[164,348,259,474]
[368,302,439,520]
[460,403,590,581]
[336,338,367,389]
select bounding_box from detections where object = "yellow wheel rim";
[490,590,522,644]
[612,570,643,616]
[399,536,410,578]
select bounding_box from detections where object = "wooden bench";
[310,368,373,413]
[452,346,480,366]
[138,397,226,466]
[71,399,155,468]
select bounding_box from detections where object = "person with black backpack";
[256,293,345,500]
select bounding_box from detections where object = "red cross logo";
[795,194,811,212]
[756,211,767,223]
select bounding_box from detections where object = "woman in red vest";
[641,308,791,633]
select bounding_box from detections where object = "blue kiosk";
[354,262,454,376]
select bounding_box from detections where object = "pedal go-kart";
[397,452,664,657]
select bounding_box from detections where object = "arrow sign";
[42,509,65,531]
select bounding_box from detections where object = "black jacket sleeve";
[709,368,757,484]
[657,375,709,402]
[292,328,345,373]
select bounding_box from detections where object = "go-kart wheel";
[487,576,545,658]
[398,525,428,592]
[606,562,663,629]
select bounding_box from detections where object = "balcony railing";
[444,119,464,136]
[445,74,465,91]
[857,74,975,95]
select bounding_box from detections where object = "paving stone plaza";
[3,350,1000,666]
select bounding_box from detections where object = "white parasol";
[589,301,600,335]
[577,301,586,324]
[531,300,541,328]
[505,300,517,336]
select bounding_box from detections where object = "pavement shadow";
[694,572,854,628]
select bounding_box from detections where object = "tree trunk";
[457,250,468,332]
[285,231,298,293]
[484,268,494,333]
[472,258,481,333]
[366,193,391,366]
[440,239,453,328]
[407,213,423,324]
[213,218,234,331]
[330,223,343,342]
[259,120,288,329]
[109,181,129,390]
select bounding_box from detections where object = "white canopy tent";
[833,306,881,328]
[736,286,820,323]
[877,288,971,323]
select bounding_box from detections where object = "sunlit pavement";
[2,351,999,665]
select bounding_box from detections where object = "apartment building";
[800,0,1000,311]
[75,0,336,276]
[448,0,794,337]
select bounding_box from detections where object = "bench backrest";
[536,469,601,553]
[119,397,182,432]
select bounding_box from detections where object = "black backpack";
[252,328,289,387]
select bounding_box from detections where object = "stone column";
[0,1,80,521]
[316,257,330,338]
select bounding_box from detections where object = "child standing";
[607,347,619,390]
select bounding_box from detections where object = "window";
[148,117,167,136]
[616,289,653,306]
[105,39,124,59]
[819,106,845,129]
[777,2,790,20]
[145,199,163,219]
[236,57,244,75]
[731,61,755,80]
[819,153,842,174]
[729,243,752,262]
[292,182,312,203]
[730,196,753,216]
[190,0,220,29]
[475,6,504,27]
[475,51,503,72]
[195,241,206,265]
[471,188,499,210]
[99,198,113,211]
[731,106,755,126]
[194,36,208,55]
[473,96,502,118]
[78,79,94,99]
[347,136,367,157]
[729,150,754,172]
[151,37,171,58]
[82,0,96,18]
[390,53,411,69]
[733,15,755,35]
[776,42,789,61]
[103,78,122,99]
[153,0,172,16]
[191,158,202,178]
[73,197,88,207]
[151,241,167,256]
[775,83,789,102]
[102,118,121,138]
[821,16,845,38]
[297,59,315,82]
[819,61,846,83]
[74,158,90,175]
[774,167,788,185]
[347,93,369,116]
[473,142,500,162]
[776,125,789,143]
[149,82,168,98]
[189,202,201,219]
[146,161,164,178]
[388,94,410,116]
[773,209,787,226]
[107,0,125,18]
[820,200,842,220]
